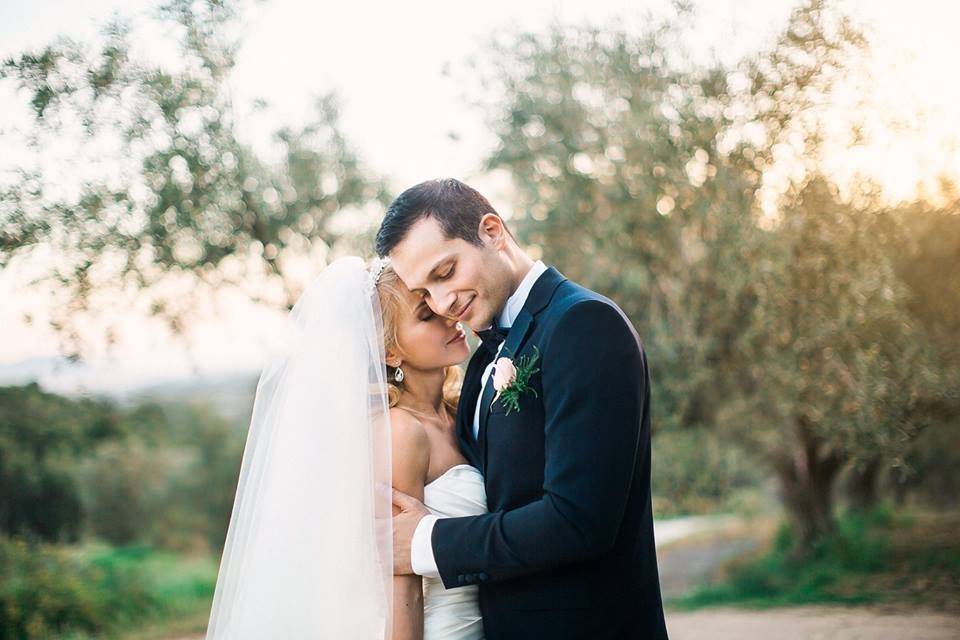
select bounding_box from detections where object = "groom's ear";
[477,213,508,249]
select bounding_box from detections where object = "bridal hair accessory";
[365,256,392,293]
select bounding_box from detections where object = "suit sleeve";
[431,299,647,587]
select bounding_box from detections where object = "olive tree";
[1,0,388,359]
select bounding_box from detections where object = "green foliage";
[74,399,244,553]
[891,201,960,341]
[0,381,244,553]
[884,201,960,506]
[652,429,765,517]
[77,439,181,546]
[475,0,957,548]
[473,1,863,440]
[497,347,540,415]
[0,378,234,638]
[0,536,157,639]
[0,383,122,542]
[85,543,216,619]
[675,508,903,609]
[896,420,960,510]
[0,0,389,359]
[0,536,217,639]
[147,404,244,553]
[729,178,942,466]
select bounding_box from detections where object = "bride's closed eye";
[416,303,435,322]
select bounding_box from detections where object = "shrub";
[0,536,157,639]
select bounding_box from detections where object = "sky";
[1,0,958,394]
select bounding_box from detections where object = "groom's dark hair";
[375,178,510,257]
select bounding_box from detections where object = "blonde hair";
[373,262,462,415]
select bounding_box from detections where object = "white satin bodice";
[422,464,487,640]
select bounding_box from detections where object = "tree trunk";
[845,457,881,512]
[773,417,845,554]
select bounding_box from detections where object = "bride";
[205,255,487,640]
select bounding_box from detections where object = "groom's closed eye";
[406,253,457,299]
[437,262,455,281]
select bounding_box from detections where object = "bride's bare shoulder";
[389,407,429,495]
[389,406,427,440]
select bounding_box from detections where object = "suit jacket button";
[478,572,489,582]
[457,575,466,585]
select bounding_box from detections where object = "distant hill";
[118,373,259,427]
[0,355,259,426]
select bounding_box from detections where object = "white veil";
[206,256,393,639]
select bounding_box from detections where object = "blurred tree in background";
[724,177,951,547]
[0,0,388,360]
[0,383,246,553]
[876,196,960,511]
[0,383,120,542]
[0,535,160,639]
[0,0,959,634]
[0,2,384,633]
[0,381,245,637]
[474,0,958,551]
[0,9,957,637]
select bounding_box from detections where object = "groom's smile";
[452,294,476,322]
[387,216,515,331]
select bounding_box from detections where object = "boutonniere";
[492,347,540,415]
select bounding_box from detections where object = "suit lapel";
[478,308,536,469]
[475,265,569,471]
[456,347,490,469]
[476,369,498,470]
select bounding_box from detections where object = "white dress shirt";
[410,260,548,578]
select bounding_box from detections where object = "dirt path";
[666,605,960,639]
[167,516,960,639]
[655,514,770,599]
[177,606,960,639]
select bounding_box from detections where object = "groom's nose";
[430,287,458,319]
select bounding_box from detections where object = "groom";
[378,179,668,639]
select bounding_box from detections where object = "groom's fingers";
[392,488,417,511]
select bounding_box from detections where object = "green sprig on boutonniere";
[492,347,540,415]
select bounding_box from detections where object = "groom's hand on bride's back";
[392,488,430,575]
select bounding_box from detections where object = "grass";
[84,544,217,619]
[672,506,960,610]
[0,537,218,639]
[83,543,217,639]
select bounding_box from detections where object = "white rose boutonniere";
[491,347,540,415]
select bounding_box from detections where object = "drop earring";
[394,366,404,383]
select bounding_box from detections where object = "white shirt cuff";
[410,514,440,578]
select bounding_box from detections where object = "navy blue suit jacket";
[432,266,669,639]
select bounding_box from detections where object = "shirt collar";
[497,260,547,330]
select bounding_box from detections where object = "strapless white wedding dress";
[422,463,487,640]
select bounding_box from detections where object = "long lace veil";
[205,256,393,638]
